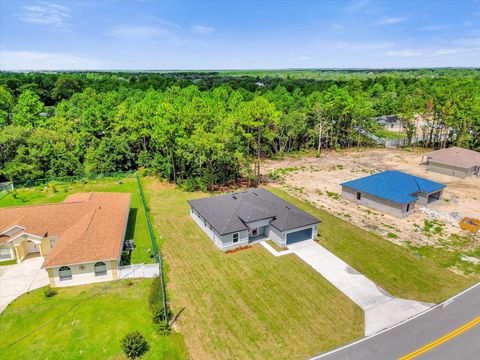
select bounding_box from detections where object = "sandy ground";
[264,148,480,250]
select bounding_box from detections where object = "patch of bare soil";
[264,148,480,250]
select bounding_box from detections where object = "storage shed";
[341,171,445,218]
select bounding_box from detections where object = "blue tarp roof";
[341,170,445,204]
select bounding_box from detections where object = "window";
[356,192,361,200]
[94,262,107,276]
[232,233,239,243]
[0,247,12,260]
[406,204,410,212]
[59,266,72,281]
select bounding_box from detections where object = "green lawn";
[373,129,407,140]
[0,279,188,360]
[268,187,478,303]
[0,176,153,264]
[145,182,363,360]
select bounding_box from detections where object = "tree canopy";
[0,70,479,187]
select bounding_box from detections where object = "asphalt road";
[313,283,480,360]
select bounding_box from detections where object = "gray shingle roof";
[188,188,320,235]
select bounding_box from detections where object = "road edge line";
[310,281,480,359]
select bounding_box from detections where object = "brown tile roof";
[0,192,131,267]
[425,147,480,169]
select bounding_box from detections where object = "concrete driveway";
[0,256,49,313]
[288,240,433,336]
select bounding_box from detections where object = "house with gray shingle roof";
[188,188,320,251]
[341,171,445,217]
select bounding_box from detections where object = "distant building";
[375,115,403,132]
[423,147,480,178]
[341,171,445,218]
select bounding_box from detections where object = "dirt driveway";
[264,148,480,254]
[0,256,49,312]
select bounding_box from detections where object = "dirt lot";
[264,148,480,253]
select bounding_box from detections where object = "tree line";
[0,71,479,189]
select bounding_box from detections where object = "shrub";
[121,331,149,359]
[152,303,172,323]
[156,320,171,336]
[44,287,57,298]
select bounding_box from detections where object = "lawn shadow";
[125,208,138,240]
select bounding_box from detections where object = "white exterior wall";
[50,261,115,287]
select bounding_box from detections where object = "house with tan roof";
[0,192,131,287]
[422,147,480,178]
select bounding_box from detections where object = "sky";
[0,0,479,70]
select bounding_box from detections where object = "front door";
[251,228,259,237]
[27,241,40,254]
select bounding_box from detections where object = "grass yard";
[0,175,154,264]
[0,279,188,360]
[373,129,407,140]
[145,181,363,360]
[268,187,478,303]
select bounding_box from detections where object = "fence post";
[135,172,168,322]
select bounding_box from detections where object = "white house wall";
[50,261,115,287]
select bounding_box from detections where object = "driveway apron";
[288,240,433,335]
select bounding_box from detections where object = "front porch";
[7,235,52,263]
[249,234,269,244]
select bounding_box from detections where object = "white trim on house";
[189,206,318,251]
[0,225,26,236]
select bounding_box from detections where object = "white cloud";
[386,49,422,57]
[192,25,214,34]
[106,25,175,40]
[0,50,114,70]
[376,17,407,26]
[431,48,458,56]
[18,2,71,28]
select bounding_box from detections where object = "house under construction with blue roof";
[341,170,446,218]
